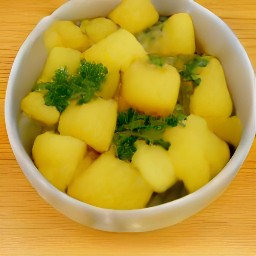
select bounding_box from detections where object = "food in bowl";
[19,0,242,210]
[5,0,255,232]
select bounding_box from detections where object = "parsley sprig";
[113,108,186,161]
[33,59,108,112]
[179,56,209,86]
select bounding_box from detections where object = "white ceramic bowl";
[5,0,256,232]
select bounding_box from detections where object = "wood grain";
[0,0,255,255]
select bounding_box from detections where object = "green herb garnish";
[148,55,165,67]
[113,108,186,161]
[136,16,168,53]
[176,56,209,114]
[179,56,209,86]
[33,59,108,112]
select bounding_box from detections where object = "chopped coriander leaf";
[136,16,167,52]
[148,54,176,67]
[33,60,108,112]
[141,16,167,34]
[179,56,209,86]
[172,104,187,124]
[151,138,170,150]
[113,108,186,161]
[148,54,209,86]
[148,55,165,67]
[78,59,108,88]
[176,56,209,114]
[178,81,194,115]
[113,134,137,161]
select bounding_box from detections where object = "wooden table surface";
[0,0,256,255]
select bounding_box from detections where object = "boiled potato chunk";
[21,91,60,126]
[185,115,230,178]
[68,151,153,210]
[160,13,195,56]
[83,28,147,71]
[168,143,210,193]
[44,20,91,52]
[132,141,177,193]
[96,67,120,99]
[205,116,242,148]
[140,13,195,56]
[82,52,120,99]
[38,47,82,82]
[82,41,120,99]
[32,132,86,192]
[80,17,118,43]
[190,57,233,118]
[121,60,180,116]
[164,121,210,193]
[73,148,100,180]
[164,115,230,192]
[108,0,159,34]
[58,98,118,153]
[82,36,121,99]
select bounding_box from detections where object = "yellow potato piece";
[164,120,210,193]
[108,0,159,34]
[132,141,177,193]
[32,132,86,192]
[158,13,196,56]
[168,141,210,193]
[205,116,242,148]
[44,20,91,52]
[83,28,147,71]
[80,17,118,43]
[82,42,120,99]
[164,115,230,192]
[71,155,94,182]
[38,47,82,82]
[68,151,153,210]
[96,67,120,99]
[190,57,233,118]
[185,115,230,178]
[121,59,180,116]
[58,98,118,153]
[21,91,60,126]
[141,13,195,56]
